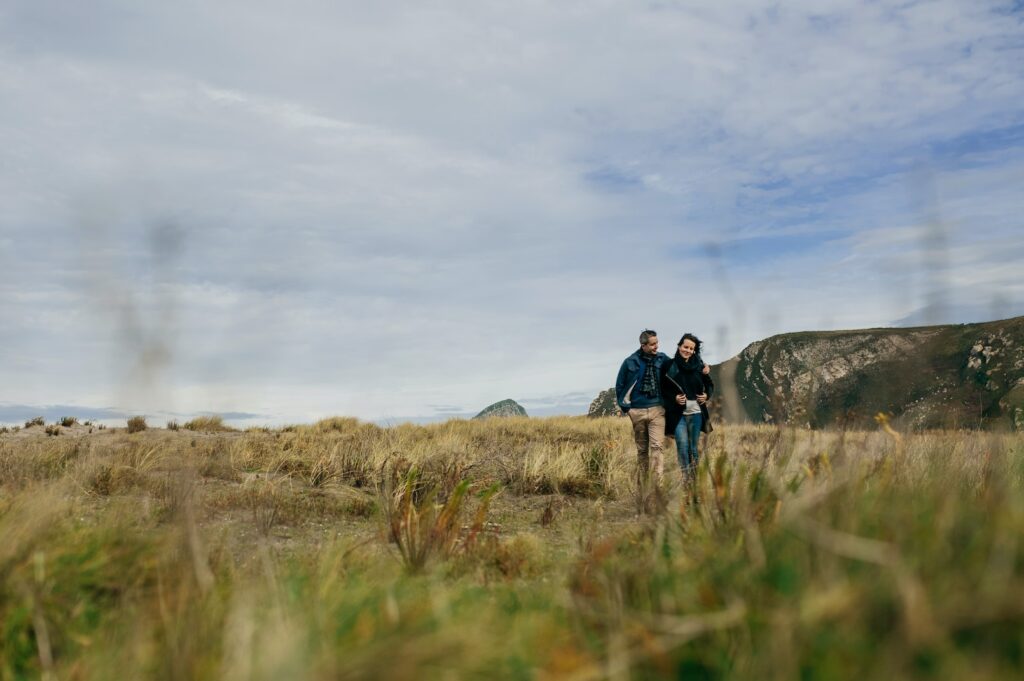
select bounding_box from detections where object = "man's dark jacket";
[615,349,670,412]
[660,353,714,435]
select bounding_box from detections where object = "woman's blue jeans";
[674,413,702,476]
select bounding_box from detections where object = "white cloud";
[1,1,1022,419]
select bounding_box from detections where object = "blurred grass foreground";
[1,416,1022,679]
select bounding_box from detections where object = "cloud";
[0,403,266,427]
[1,1,1023,420]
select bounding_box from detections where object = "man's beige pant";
[628,405,665,483]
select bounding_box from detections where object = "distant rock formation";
[587,388,622,418]
[473,399,528,419]
[587,315,1024,430]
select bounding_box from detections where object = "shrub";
[24,416,44,428]
[126,416,147,434]
[45,424,61,437]
[166,420,180,431]
[0,427,8,434]
[60,416,78,427]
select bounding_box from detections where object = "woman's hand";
[697,392,707,405]
[675,394,686,405]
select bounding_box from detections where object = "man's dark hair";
[639,329,657,345]
[677,333,702,355]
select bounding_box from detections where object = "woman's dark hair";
[677,333,702,356]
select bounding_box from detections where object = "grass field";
[1,416,1022,680]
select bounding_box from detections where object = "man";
[616,329,670,483]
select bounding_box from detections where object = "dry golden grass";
[0,417,1021,679]
[183,414,235,432]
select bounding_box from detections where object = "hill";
[473,399,528,419]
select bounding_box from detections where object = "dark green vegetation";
[1,418,1022,679]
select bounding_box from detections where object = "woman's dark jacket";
[660,353,714,436]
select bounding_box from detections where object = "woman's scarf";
[673,352,702,374]
[672,352,703,398]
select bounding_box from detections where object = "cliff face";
[712,316,1024,429]
[587,388,622,418]
[589,316,1024,430]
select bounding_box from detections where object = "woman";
[660,333,714,482]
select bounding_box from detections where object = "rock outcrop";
[473,399,528,419]
[587,388,622,417]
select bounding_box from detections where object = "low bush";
[126,416,147,434]
[59,416,78,427]
[24,416,44,428]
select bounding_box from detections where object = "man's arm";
[615,360,632,412]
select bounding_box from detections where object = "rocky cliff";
[590,316,1024,430]
[473,399,528,419]
[587,388,622,418]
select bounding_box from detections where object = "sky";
[2,1,1023,425]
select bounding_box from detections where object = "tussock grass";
[184,415,234,432]
[378,467,501,574]
[0,418,1021,678]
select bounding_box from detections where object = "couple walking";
[615,329,714,484]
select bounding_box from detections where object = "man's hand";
[696,392,707,405]
[675,394,686,405]
[702,363,710,375]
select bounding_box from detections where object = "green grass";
[0,418,1021,679]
